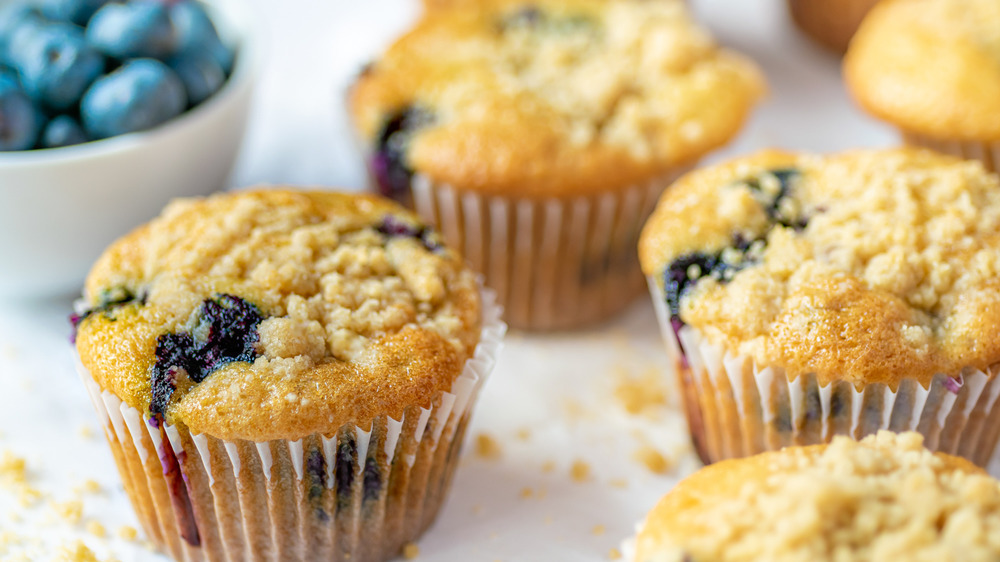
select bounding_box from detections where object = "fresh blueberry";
[40,0,112,26]
[149,294,264,420]
[742,168,807,229]
[86,1,178,60]
[11,22,105,111]
[170,1,233,73]
[168,51,224,106]
[371,106,433,203]
[81,58,187,139]
[0,3,45,64]
[41,114,87,148]
[0,72,43,151]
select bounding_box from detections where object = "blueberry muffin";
[638,148,1000,465]
[845,0,1000,171]
[349,0,765,330]
[73,190,504,562]
[629,431,1000,562]
[787,0,880,53]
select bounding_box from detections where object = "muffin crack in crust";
[634,432,1000,562]
[639,148,1000,386]
[74,190,482,440]
[350,0,765,196]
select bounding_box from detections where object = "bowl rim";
[0,0,260,169]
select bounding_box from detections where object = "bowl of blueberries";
[0,0,256,298]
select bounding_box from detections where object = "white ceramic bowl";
[0,0,258,299]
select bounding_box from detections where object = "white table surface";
[0,0,899,560]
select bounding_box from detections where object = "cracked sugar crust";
[845,0,1000,140]
[639,148,1000,387]
[75,190,482,441]
[349,0,765,197]
[633,432,1000,562]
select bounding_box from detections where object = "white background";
[0,0,897,560]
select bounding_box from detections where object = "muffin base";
[411,169,691,331]
[788,0,880,53]
[648,277,1000,467]
[78,288,505,562]
[902,132,1000,173]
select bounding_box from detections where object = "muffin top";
[639,148,1000,387]
[632,431,1000,562]
[74,190,482,441]
[350,0,764,197]
[844,0,1000,140]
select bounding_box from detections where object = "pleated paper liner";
[411,168,692,331]
[78,288,505,562]
[647,276,1000,467]
[787,0,879,53]
[902,133,1000,173]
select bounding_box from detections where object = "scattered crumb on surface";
[471,504,483,516]
[609,478,628,489]
[520,487,534,499]
[56,541,100,562]
[614,367,669,417]
[77,426,95,440]
[541,460,556,473]
[544,515,554,525]
[402,543,420,559]
[74,480,102,495]
[562,399,589,422]
[609,547,623,560]
[571,460,591,482]
[116,526,138,541]
[592,525,606,536]
[86,520,106,538]
[53,500,84,524]
[633,446,674,475]
[473,433,502,461]
[515,427,531,441]
[1,451,42,506]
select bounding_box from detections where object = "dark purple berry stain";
[377,214,442,253]
[69,286,146,343]
[370,105,433,204]
[149,294,264,423]
[499,5,542,29]
[335,434,357,508]
[498,5,591,33]
[156,427,201,546]
[362,457,381,502]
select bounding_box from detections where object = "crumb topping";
[639,148,1000,386]
[633,431,1000,562]
[845,0,1000,139]
[75,190,481,440]
[350,0,764,196]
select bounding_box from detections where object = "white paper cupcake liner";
[410,168,692,331]
[902,133,1000,173]
[77,287,505,562]
[647,276,1000,467]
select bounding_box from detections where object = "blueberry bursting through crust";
[69,286,147,343]
[377,214,442,253]
[663,169,806,335]
[370,106,433,203]
[149,294,264,424]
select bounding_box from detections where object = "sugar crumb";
[515,428,531,441]
[74,480,102,495]
[519,487,534,499]
[614,368,669,417]
[541,460,556,473]
[53,499,83,524]
[609,478,628,489]
[474,433,502,461]
[86,520,106,538]
[402,542,420,559]
[56,541,100,562]
[117,526,138,541]
[570,460,591,482]
[77,425,95,440]
[591,524,606,536]
[633,446,674,474]
[609,548,623,560]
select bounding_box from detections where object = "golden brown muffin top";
[75,190,482,441]
[639,148,1000,388]
[844,0,1000,140]
[632,432,1000,562]
[350,0,764,197]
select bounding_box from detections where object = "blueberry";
[500,5,543,29]
[40,0,112,26]
[0,3,45,64]
[86,1,177,60]
[742,168,807,230]
[81,58,187,139]
[69,286,146,342]
[371,106,433,203]
[168,51,224,106]
[41,114,87,148]
[377,215,441,252]
[10,22,105,111]
[149,294,264,420]
[0,72,43,151]
[170,1,233,73]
